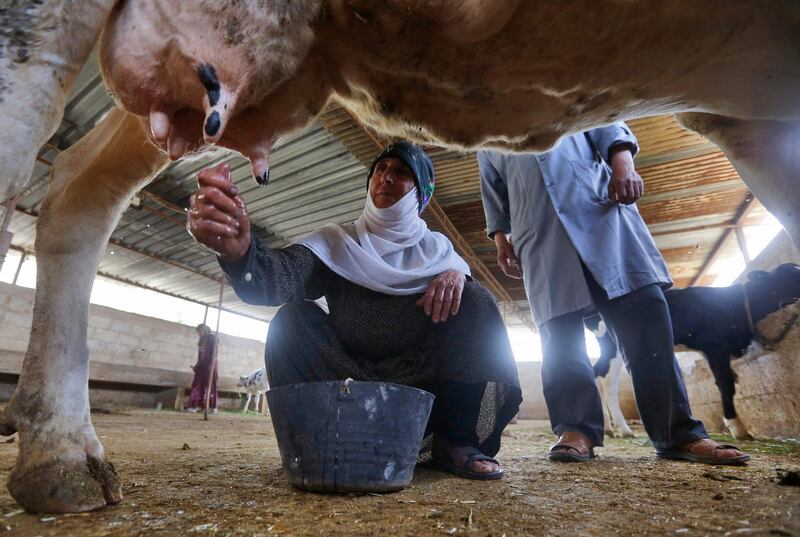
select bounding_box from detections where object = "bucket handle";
[338,378,355,400]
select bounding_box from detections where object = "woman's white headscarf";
[295,188,470,295]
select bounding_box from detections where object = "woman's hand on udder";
[187,162,252,263]
[416,269,466,323]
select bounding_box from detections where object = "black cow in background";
[667,262,800,439]
[587,263,800,440]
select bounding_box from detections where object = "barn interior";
[0,54,799,536]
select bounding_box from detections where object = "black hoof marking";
[205,111,221,137]
[254,169,270,187]
[197,63,220,106]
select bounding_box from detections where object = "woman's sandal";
[434,444,504,481]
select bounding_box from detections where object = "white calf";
[237,368,269,414]
[589,320,635,439]
[596,355,635,439]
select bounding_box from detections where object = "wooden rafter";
[689,195,755,286]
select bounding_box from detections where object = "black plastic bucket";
[266,380,434,493]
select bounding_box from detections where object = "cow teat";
[248,149,272,188]
[197,62,235,144]
[255,169,270,187]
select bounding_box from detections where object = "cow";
[237,368,269,414]
[1,0,799,514]
[592,263,800,442]
[667,263,800,439]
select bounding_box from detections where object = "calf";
[592,263,800,441]
[666,263,800,439]
[237,368,269,414]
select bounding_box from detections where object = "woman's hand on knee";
[416,269,465,323]
[187,162,251,263]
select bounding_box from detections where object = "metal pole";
[691,197,754,287]
[0,196,17,231]
[735,226,751,266]
[203,305,209,324]
[204,276,224,420]
[0,196,19,272]
[12,251,26,285]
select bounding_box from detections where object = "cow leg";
[253,392,261,414]
[676,113,800,246]
[704,351,752,441]
[0,108,168,513]
[243,394,252,413]
[0,0,117,200]
[595,375,615,438]
[605,355,634,438]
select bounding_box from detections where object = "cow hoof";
[622,430,635,439]
[8,453,122,513]
[604,430,616,438]
[723,417,753,441]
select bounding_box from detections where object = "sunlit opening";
[710,215,784,287]
[507,326,600,363]
[0,252,269,342]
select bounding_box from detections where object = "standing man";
[478,123,749,465]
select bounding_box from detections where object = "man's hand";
[608,148,643,205]
[187,162,252,263]
[494,233,522,279]
[416,269,466,323]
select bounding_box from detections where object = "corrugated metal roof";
[9,54,370,323]
[5,53,769,325]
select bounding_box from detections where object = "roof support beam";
[12,250,27,285]
[689,196,755,286]
[634,142,720,168]
[0,195,19,271]
[650,221,736,237]
[735,226,751,265]
[636,179,744,206]
[140,190,187,215]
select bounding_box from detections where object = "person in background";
[185,323,218,414]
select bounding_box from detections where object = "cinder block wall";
[0,282,266,383]
[1,281,647,420]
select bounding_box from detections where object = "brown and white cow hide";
[0,0,798,514]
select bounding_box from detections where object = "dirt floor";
[0,410,798,536]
